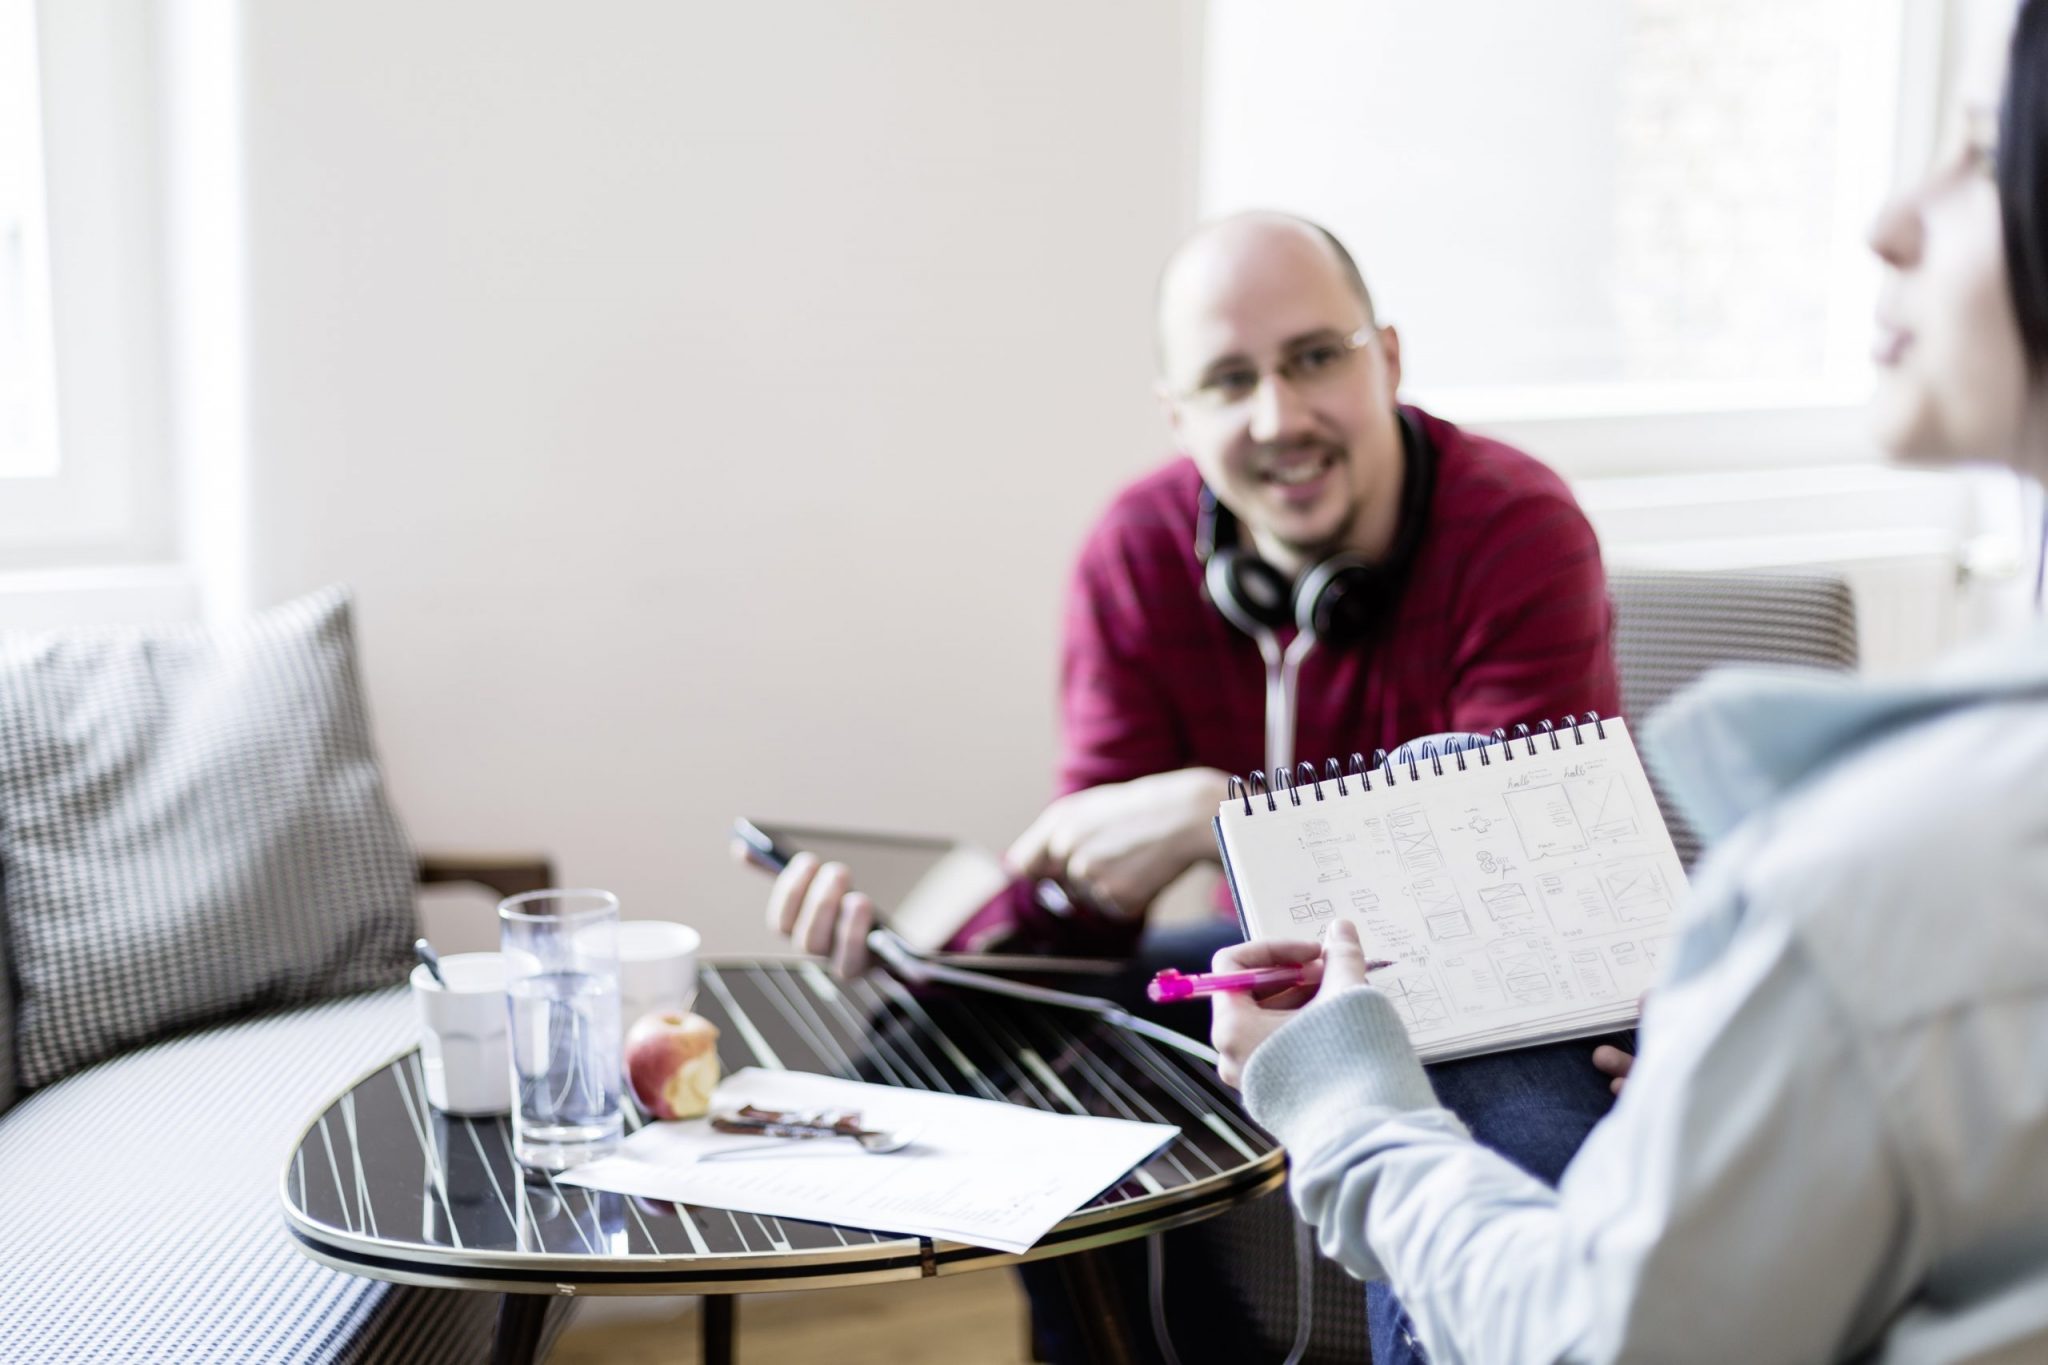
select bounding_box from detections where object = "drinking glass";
[498,889,624,1168]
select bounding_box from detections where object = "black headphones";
[1194,407,1437,649]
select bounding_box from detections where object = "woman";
[1210,2,2048,1360]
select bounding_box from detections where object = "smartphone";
[733,817,1125,976]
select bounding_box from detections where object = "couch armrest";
[416,852,555,902]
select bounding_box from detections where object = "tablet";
[736,819,1126,976]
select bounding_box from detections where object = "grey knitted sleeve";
[1241,987,1443,1158]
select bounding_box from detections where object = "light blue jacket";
[1243,628,2048,1364]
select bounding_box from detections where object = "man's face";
[1158,223,1404,573]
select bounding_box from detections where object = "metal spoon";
[413,937,447,987]
[710,1108,916,1154]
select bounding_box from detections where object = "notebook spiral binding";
[1225,712,1612,816]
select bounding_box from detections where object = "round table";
[280,958,1284,1364]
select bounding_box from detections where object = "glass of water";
[499,889,625,1169]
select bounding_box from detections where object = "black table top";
[281,958,1284,1295]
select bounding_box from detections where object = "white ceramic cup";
[411,951,513,1116]
[615,920,700,1029]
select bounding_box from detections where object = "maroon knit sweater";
[1058,407,1621,802]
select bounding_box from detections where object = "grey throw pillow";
[0,587,418,1091]
[0,903,13,1116]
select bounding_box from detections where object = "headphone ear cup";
[1294,556,1386,644]
[1206,548,1294,636]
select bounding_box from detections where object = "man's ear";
[1378,325,1403,397]
[1156,380,1184,441]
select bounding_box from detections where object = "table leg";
[490,1293,549,1365]
[1055,1249,1140,1365]
[703,1294,736,1365]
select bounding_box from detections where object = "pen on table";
[1147,960,1396,1004]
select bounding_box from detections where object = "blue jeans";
[1367,1035,1622,1365]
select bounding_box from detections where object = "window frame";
[1197,0,1944,478]
[0,0,174,569]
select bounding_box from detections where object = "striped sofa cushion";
[0,587,418,1091]
[0,988,572,1363]
[1611,568,1860,867]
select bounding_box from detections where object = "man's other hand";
[732,842,876,978]
[1003,767,1229,917]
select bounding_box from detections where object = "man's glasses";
[1170,323,1380,412]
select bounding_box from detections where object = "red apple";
[624,1010,721,1120]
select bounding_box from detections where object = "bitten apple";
[624,1010,721,1120]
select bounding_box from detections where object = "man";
[752,212,1626,1364]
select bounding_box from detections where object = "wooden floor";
[550,1268,1033,1365]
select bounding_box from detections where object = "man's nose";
[1247,372,1313,443]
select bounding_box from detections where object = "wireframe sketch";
[1304,818,1332,837]
[1601,858,1672,921]
[1437,950,1505,1014]
[1309,844,1350,882]
[1535,866,1615,939]
[1377,973,1451,1031]
[1570,949,1616,997]
[1350,888,1381,913]
[1387,806,1447,873]
[1610,941,1641,967]
[1505,782,1591,859]
[1478,882,1536,922]
[1569,776,1640,842]
[1487,940,1554,1005]
[1409,877,1472,940]
[1288,894,1335,923]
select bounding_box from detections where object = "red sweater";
[1059,408,1621,798]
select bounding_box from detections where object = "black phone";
[732,817,1125,975]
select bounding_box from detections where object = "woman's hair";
[2001,0,2048,367]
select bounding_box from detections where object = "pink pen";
[1147,961,1395,1004]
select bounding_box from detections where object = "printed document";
[558,1068,1177,1253]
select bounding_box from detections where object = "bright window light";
[0,0,61,478]
[1202,0,1905,420]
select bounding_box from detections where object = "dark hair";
[2000,0,2048,367]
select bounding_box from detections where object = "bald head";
[1156,213,1377,378]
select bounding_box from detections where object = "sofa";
[0,591,574,1363]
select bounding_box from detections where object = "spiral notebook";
[1213,716,1686,1064]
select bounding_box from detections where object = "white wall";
[226,1,1205,953]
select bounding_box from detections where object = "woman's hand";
[1592,1044,1635,1096]
[1210,920,1376,1089]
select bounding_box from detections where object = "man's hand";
[1210,920,1376,1089]
[732,842,877,978]
[1003,767,1229,917]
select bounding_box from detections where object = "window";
[0,0,59,479]
[0,0,173,569]
[1201,0,1923,455]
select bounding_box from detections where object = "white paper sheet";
[556,1068,1178,1254]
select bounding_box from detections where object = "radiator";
[1574,465,2029,677]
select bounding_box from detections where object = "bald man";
[759,214,1627,1364]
